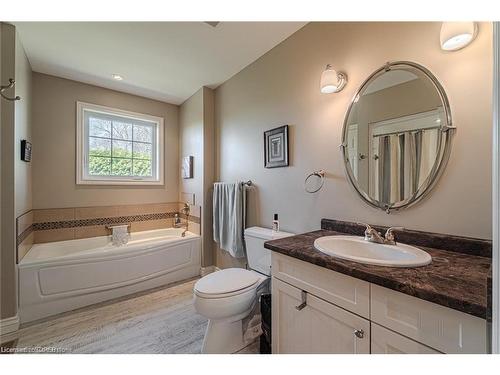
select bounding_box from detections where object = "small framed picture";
[264,125,289,168]
[182,156,193,179]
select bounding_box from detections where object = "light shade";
[440,22,477,51]
[320,64,347,93]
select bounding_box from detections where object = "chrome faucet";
[358,223,404,245]
[174,203,191,237]
[384,226,404,245]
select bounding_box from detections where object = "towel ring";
[304,170,325,193]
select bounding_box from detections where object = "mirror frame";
[341,61,455,213]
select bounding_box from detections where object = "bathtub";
[19,228,201,323]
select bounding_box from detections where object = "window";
[77,102,164,185]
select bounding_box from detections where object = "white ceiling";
[14,22,306,104]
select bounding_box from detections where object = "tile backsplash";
[16,202,201,262]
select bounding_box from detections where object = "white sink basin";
[313,236,432,267]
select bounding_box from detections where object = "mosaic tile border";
[17,209,201,246]
[180,213,201,225]
[32,212,177,231]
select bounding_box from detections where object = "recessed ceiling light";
[112,74,124,81]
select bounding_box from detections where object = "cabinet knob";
[354,329,364,339]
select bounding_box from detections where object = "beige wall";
[32,73,179,209]
[179,87,215,266]
[180,89,204,205]
[0,23,3,319]
[1,22,18,320]
[15,32,32,217]
[1,24,33,319]
[202,88,216,267]
[215,21,493,270]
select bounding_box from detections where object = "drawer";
[370,284,487,354]
[371,323,441,354]
[271,252,370,318]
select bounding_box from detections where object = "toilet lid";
[194,268,260,295]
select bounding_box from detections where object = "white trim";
[0,315,20,336]
[369,109,444,136]
[76,101,165,186]
[492,21,500,354]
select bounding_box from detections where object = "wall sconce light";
[320,64,347,93]
[440,22,477,51]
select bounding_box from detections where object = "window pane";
[112,158,132,176]
[112,140,133,158]
[133,142,152,159]
[88,156,111,175]
[89,117,111,138]
[89,137,111,156]
[112,121,133,140]
[133,124,153,143]
[133,159,152,177]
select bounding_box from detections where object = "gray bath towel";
[213,182,246,258]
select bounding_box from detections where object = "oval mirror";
[341,61,454,213]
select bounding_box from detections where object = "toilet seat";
[194,268,261,299]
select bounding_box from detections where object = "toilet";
[193,226,294,354]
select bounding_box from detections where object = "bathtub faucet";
[174,203,190,237]
[107,224,130,246]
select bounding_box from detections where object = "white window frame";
[76,101,164,185]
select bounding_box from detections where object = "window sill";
[76,179,164,186]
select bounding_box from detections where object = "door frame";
[492,21,500,354]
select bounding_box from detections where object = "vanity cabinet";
[272,278,370,354]
[271,252,487,354]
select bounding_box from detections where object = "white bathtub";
[19,228,201,323]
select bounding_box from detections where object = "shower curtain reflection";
[374,128,438,205]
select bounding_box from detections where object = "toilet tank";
[244,226,295,276]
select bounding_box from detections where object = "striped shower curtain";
[375,129,438,204]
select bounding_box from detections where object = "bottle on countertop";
[272,213,279,232]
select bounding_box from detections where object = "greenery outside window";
[76,102,164,185]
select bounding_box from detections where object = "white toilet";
[193,226,294,354]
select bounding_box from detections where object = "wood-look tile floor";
[3,278,260,354]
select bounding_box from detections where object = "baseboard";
[0,315,20,336]
[200,266,220,276]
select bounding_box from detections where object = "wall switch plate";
[21,140,32,162]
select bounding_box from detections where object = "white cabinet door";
[272,277,370,354]
[371,323,441,354]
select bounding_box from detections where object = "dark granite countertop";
[265,223,491,319]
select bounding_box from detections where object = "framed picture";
[182,156,193,179]
[264,125,289,168]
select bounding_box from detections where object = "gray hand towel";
[213,182,246,258]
